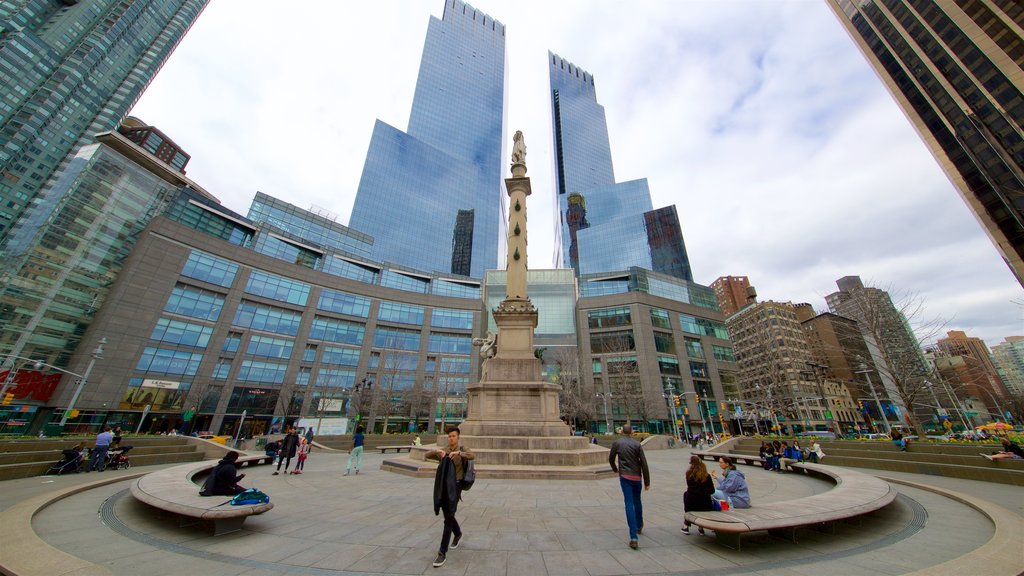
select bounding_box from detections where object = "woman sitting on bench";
[201,451,246,496]
[711,456,750,510]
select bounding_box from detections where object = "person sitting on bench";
[201,451,246,496]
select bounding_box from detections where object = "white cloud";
[130,0,1022,345]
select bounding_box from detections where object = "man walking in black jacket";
[609,424,651,550]
[425,427,474,568]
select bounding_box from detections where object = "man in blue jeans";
[88,426,114,472]
[608,425,651,550]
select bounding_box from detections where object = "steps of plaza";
[724,438,1024,486]
[0,437,204,481]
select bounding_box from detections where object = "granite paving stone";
[4,447,1018,575]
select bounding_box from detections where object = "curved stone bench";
[684,460,896,550]
[129,455,273,536]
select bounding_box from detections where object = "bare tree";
[547,346,595,431]
[368,347,416,433]
[831,283,946,436]
[592,330,646,428]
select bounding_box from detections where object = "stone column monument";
[383,131,612,479]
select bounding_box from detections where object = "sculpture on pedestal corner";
[472,331,497,381]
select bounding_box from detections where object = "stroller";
[106,445,133,470]
[47,446,85,475]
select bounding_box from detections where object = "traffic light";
[695,394,700,402]
[2,393,13,405]
[674,395,681,407]
[720,402,726,411]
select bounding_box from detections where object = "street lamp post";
[58,338,107,427]
[662,382,679,440]
[971,384,1010,423]
[854,362,891,434]
[805,362,838,434]
[596,392,613,434]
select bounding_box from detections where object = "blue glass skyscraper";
[549,53,692,281]
[0,0,209,244]
[349,0,507,279]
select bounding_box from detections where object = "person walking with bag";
[425,427,474,568]
[273,426,299,475]
[608,424,651,550]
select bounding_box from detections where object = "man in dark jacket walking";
[425,426,474,568]
[609,424,651,550]
[274,427,299,475]
[202,451,246,496]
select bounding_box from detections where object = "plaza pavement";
[6,446,1021,575]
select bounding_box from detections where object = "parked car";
[197,434,231,445]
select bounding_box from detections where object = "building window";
[136,347,204,376]
[150,318,213,348]
[712,345,736,363]
[316,368,356,387]
[685,338,704,358]
[378,301,425,325]
[237,360,288,384]
[164,284,225,321]
[374,327,421,351]
[222,332,242,353]
[430,308,474,330]
[309,317,365,345]
[653,332,676,355]
[317,288,371,317]
[590,330,635,354]
[302,344,317,363]
[587,306,631,328]
[321,346,361,366]
[213,358,232,380]
[650,308,671,329]
[181,250,238,287]
[232,301,303,336]
[428,333,471,354]
[245,335,294,359]
[244,270,310,306]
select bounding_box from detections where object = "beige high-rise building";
[937,330,1010,398]
[827,1,1024,284]
[727,298,837,434]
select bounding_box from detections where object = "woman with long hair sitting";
[681,455,715,535]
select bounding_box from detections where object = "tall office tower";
[827,1,1024,284]
[349,1,506,279]
[549,53,693,281]
[937,330,1010,397]
[711,276,752,317]
[0,0,209,244]
[826,275,930,423]
[991,336,1024,395]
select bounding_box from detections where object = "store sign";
[142,379,181,390]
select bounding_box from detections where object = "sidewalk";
[5,448,1018,575]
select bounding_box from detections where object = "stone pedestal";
[381,138,614,480]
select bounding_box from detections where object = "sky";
[129,0,1023,347]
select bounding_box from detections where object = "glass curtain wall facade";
[827,0,1024,283]
[0,0,209,243]
[349,0,507,279]
[49,186,481,436]
[0,130,207,374]
[548,53,693,281]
